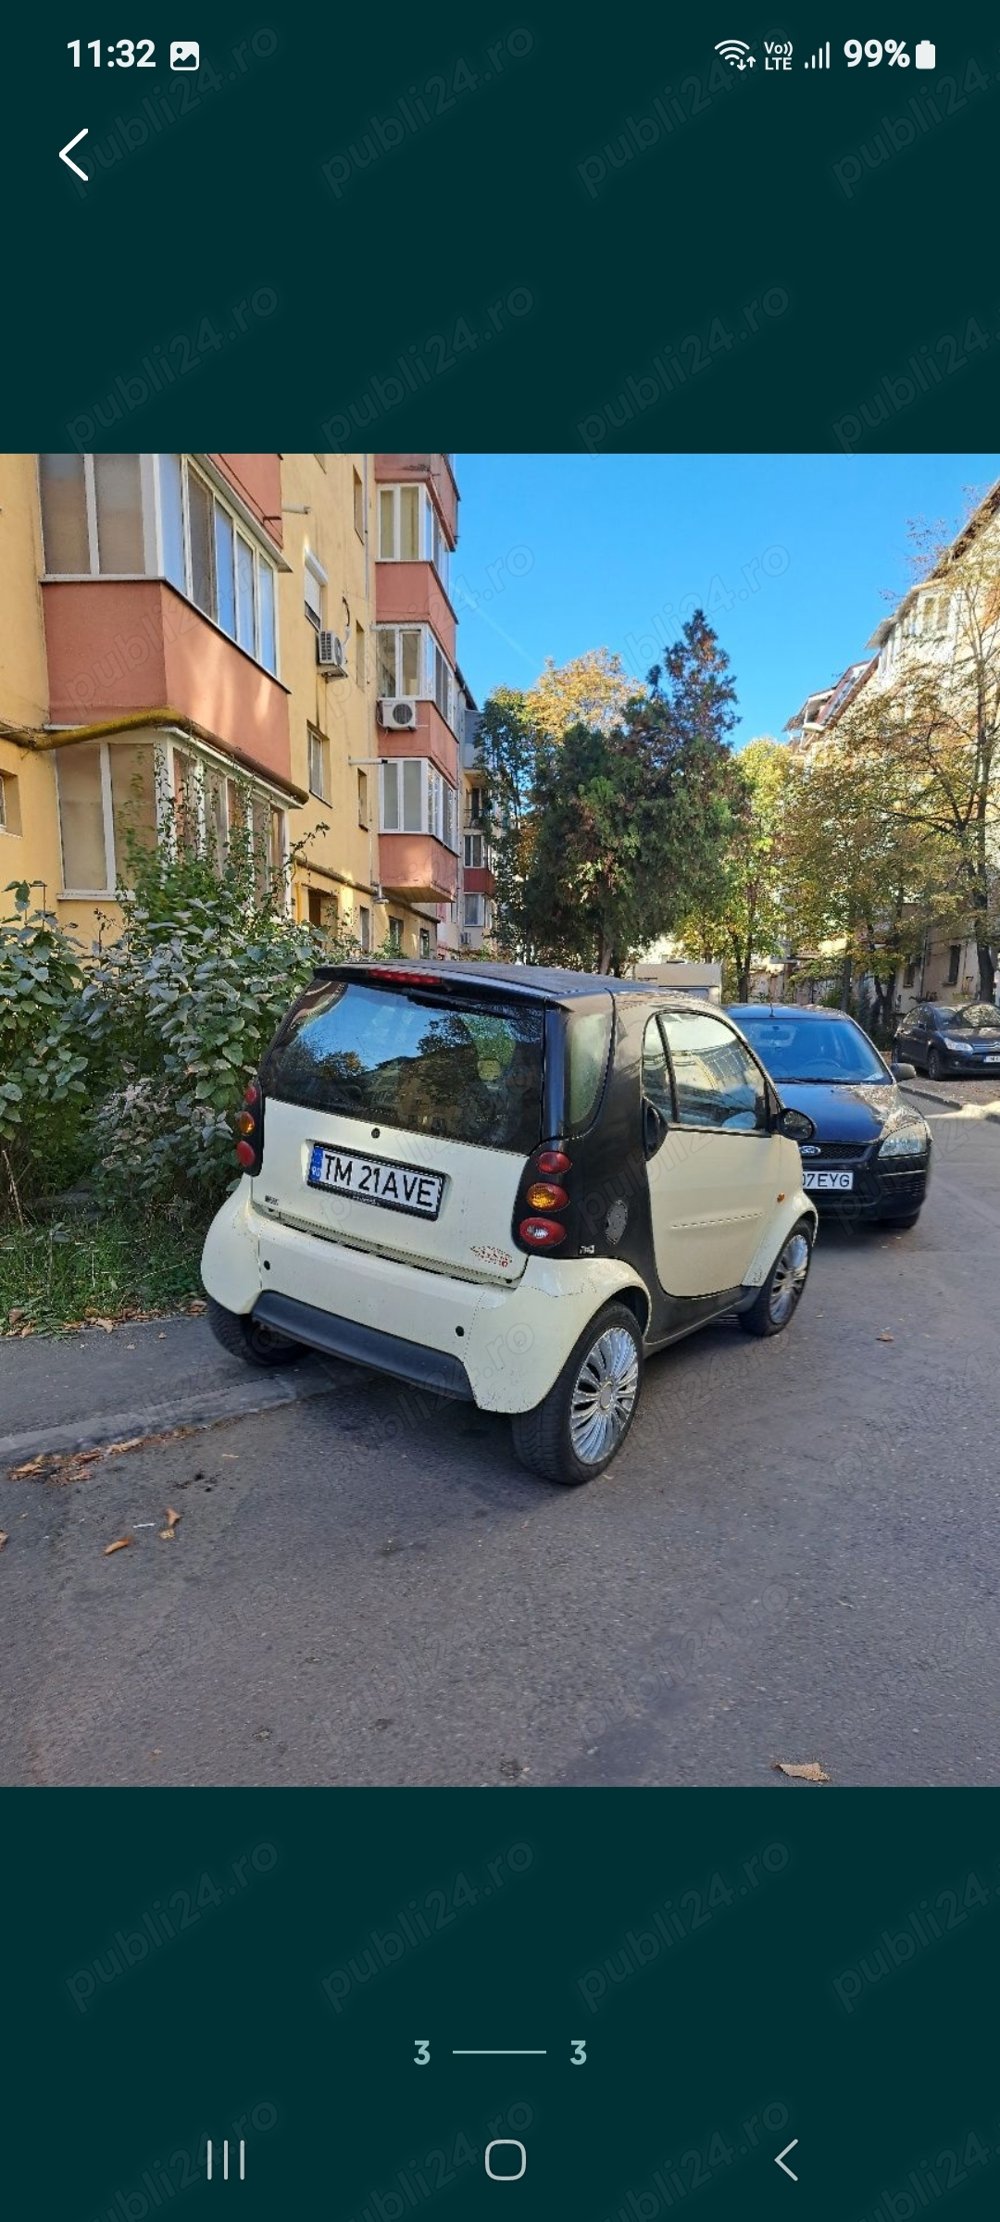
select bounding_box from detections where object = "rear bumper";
[201,1183,652,1415]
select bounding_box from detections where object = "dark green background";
[7,1790,1000,2219]
[8,2,1000,448]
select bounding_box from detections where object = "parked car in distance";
[893,999,1000,1079]
[726,1004,931,1231]
[203,963,818,1487]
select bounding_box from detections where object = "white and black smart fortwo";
[202,963,818,1486]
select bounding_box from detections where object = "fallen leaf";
[773,1759,831,1784]
[187,1299,207,1314]
[0,1531,8,1552]
[7,1306,25,1325]
[876,1331,894,1343]
[9,1453,47,1479]
[159,1505,182,1540]
[103,1535,134,1556]
[93,1318,115,1334]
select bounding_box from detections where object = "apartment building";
[0,452,465,960]
[373,454,462,955]
[457,670,495,952]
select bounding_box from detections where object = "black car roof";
[318,958,720,1013]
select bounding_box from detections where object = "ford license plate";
[802,1169,854,1191]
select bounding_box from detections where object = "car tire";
[511,1301,644,1487]
[927,1045,944,1080]
[737,1220,813,1338]
[205,1294,305,1369]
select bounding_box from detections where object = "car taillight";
[518,1216,567,1248]
[524,1181,569,1211]
[513,1144,575,1255]
[234,1078,264,1175]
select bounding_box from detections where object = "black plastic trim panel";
[252,1291,473,1399]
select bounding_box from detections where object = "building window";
[307,887,338,929]
[354,622,366,686]
[304,551,325,630]
[357,769,369,828]
[464,892,483,927]
[419,927,431,958]
[374,625,458,729]
[377,481,450,591]
[359,905,371,952]
[148,457,279,674]
[376,624,422,700]
[0,771,20,835]
[388,916,403,953]
[468,785,484,822]
[947,943,961,986]
[308,728,330,803]
[40,453,146,576]
[353,468,365,540]
[380,758,458,848]
[55,735,286,898]
[903,959,918,989]
[464,832,484,869]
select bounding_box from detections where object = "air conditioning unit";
[378,696,418,730]
[459,931,472,947]
[317,630,349,677]
[370,882,385,902]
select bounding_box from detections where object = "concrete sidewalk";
[0,1313,343,1466]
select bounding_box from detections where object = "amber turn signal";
[235,1110,257,1135]
[524,1180,568,1211]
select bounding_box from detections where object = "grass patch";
[0,1214,204,1337]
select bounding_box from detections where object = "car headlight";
[943,1035,973,1052]
[879,1117,930,1159]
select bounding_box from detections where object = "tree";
[781,734,948,1032]
[474,685,540,957]
[489,612,742,972]
[678,737,788,1000]
[526,647,637,742]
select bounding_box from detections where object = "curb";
[0,1359,343,1469]
[902,1082,1000,1123]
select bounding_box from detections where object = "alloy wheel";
[569,1325,640,1466]
[767,1232,811,1326]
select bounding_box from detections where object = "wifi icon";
[714,38,755,68]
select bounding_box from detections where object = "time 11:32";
[68,39,156,64]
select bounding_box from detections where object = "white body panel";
[257,1096,530,1287]
[646,1124,791,1294]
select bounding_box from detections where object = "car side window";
[641,1014,674,1119]
[661,1010,769,1133]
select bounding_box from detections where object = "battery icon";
[914,40,936,67]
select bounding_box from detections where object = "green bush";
[0,884,93,1217]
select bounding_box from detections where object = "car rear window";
[262,978,544,1152]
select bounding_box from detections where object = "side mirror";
[777,1104,816,1144]
[891,1060,917,1081]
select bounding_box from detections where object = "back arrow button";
[59,128,89,181]
[775,2140,799,2182]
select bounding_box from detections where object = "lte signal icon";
[914,40,937,68]
[764,39,793,69]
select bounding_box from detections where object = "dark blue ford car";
[727,1005,931,1230]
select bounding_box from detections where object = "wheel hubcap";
[569,1326,640,1466]
[768,1232,811,1325]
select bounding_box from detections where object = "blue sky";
[452,454,1000,744]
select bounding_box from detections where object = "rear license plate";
[307,1144,445,1219]
[802,1169,854,1191]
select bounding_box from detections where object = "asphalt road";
[3,1101,999,1788]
